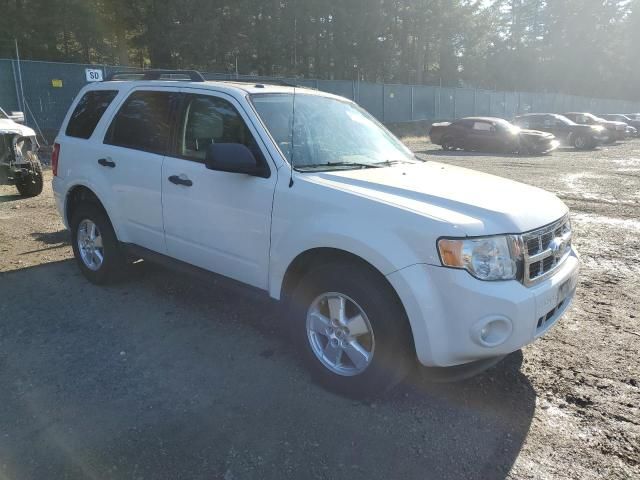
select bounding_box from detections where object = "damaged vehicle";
[0,107,43,197]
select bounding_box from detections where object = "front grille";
[537,298,566,330]
[522,215,572,286]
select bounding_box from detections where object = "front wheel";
[288,263,414,398]
[15,158,43,197]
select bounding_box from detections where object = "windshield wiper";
[371,159,418,166]
[296,161,385,171]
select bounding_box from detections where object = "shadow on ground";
[0,260,536,480]
[0,193,23,203]
[417,148,552,160]
[30,229,69,245]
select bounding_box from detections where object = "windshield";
[0,107,8,120]
[251,93,416,170]
[493,118,520,134]
[554,114,576,125]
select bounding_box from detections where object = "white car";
[0,107,43,197]
[52,70,579,397]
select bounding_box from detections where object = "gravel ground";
[0,139,638,479]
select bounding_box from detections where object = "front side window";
[177,94,260,162]
[105,90,178,154]
[251,93,415,170]
[66,90,118,139]
[0,107,8,120]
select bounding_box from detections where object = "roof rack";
[221,78,298,88]
[105,69,205,82]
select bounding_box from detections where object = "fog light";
[471,316,513,347]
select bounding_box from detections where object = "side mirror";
[10,111,25,124]
[204,143,269,178]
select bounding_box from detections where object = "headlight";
[438,235,521,281]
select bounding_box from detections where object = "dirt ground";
[0,139,638,479]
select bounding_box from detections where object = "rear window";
[105,90,178,155]
[66,90,118,139]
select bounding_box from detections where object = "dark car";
[562,112,626,143]
[513,113,607,149]
[600,114,640,137]
[429,117,558,155]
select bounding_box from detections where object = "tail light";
[52,143,60,176]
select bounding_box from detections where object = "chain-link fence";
[2,58,640,144]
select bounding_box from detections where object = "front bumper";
[387,248,579,367]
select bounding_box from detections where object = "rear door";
[160,89,277,289]
[99,88,181,253]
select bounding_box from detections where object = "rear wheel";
[15,157,43,197]
[441,136,456,151]
[288,262,414,398]
[70,204,126,284]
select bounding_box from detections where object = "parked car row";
[429,111,638,155]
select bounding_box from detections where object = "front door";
[161,90,277,289]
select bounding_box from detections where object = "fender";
[62,178,127,242]
[269,213,428,300]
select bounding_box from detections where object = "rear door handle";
[168,175,193,187]
[98,158,116,168]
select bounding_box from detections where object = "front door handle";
[168,175,193,187]
[98,158,116,168]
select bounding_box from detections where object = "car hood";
[0,119,36,137]
[307,161,568,236]
[519,129,555,140]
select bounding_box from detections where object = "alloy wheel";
[306,292,375,376]
[77,219,104,271]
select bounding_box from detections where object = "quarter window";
[105,90,178,154]
[177,95,261,162]
[66,90,118,139]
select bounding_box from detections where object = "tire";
[517,140,531,155]
[288,262,414,398]
[15,157,43,197]
[572,134,588,150]
[441,136,456,151]
[70,204,126,285]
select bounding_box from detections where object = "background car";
[600,114,640,136]
[429,117,559,154]
[562,112,626,142]
[513,113,607,149]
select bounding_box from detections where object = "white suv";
[52,70,579,397]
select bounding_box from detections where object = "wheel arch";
[64,184,119,238]
[278,247,419,359]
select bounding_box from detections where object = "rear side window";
[105,90,179,155]
[65,90,118,139]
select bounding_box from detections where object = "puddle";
[612,158,640,167]
[572,213,640,232]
